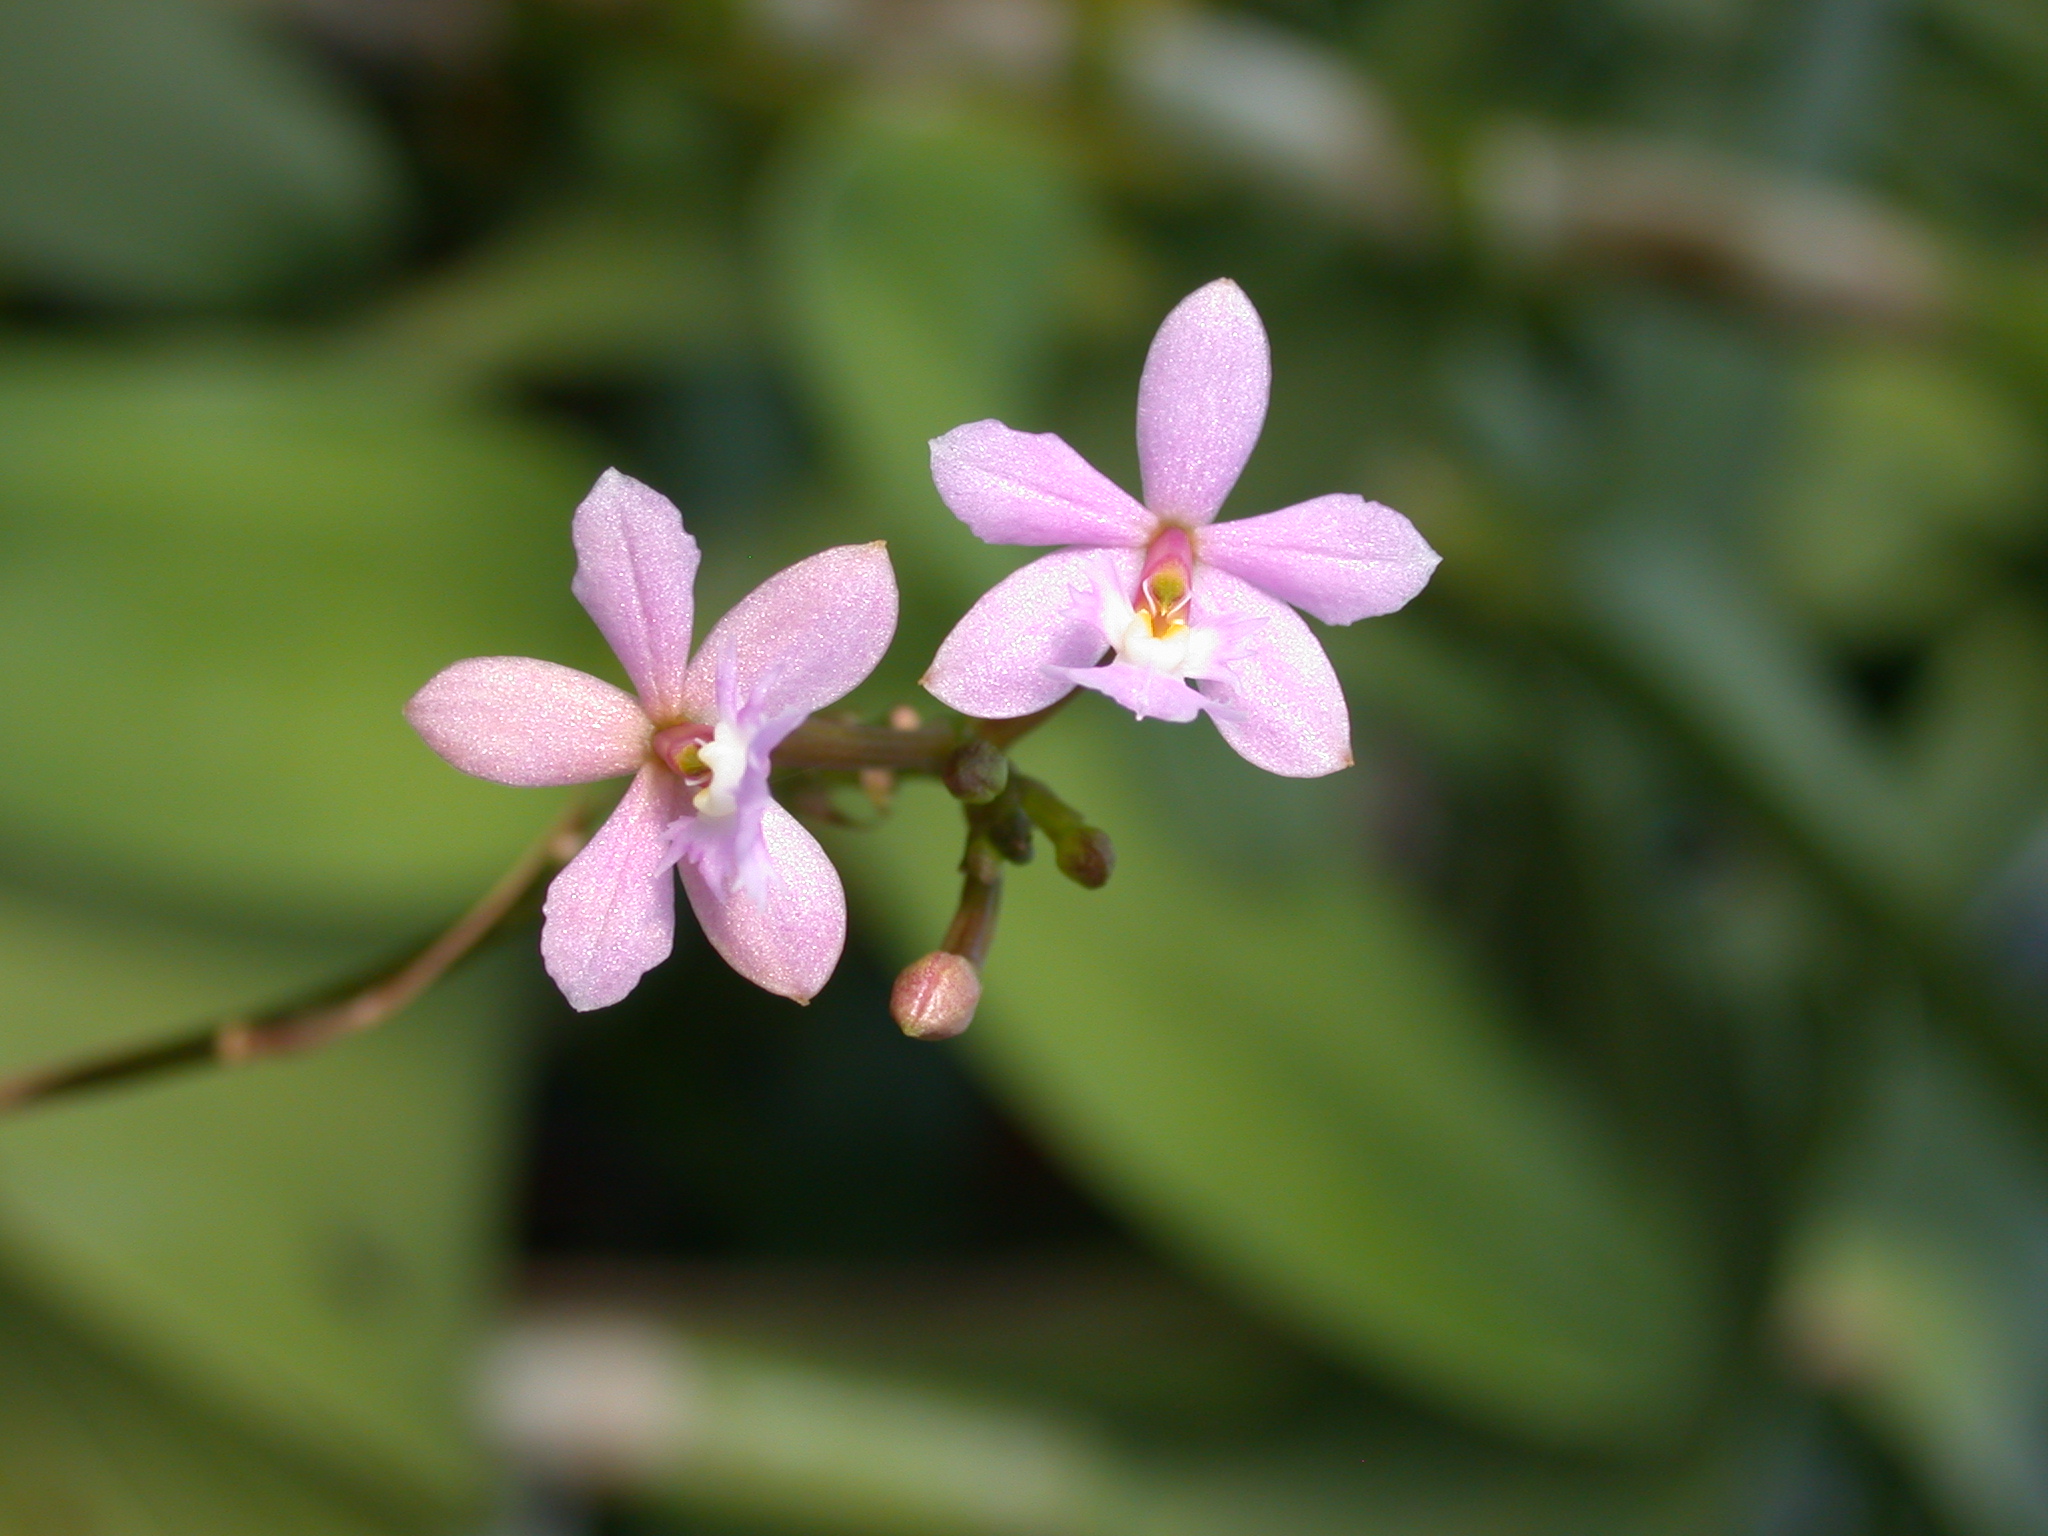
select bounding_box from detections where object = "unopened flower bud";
[988,807,1034,864]
[891,952,981,1040]
[1055,826,1115,889]
[943,739,1009,804]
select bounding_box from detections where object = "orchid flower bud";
[890,952,982,1040]
[942,739,1010,804]
[1054,825,1115,889]
[986,807,1035,864]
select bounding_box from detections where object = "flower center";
[693,722,750,818]
[651,720,750,819]
[1109,526,1203,675]
[1120,609,1191,672]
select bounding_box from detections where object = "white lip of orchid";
[691,719,752,818]
[1096,565,1218,681]
[1120,610,1192,672]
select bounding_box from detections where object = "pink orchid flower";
[407,470,897,1010]
[922,279,1439,776]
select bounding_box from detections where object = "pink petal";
[1135,279,1271,525]
[930,421,1154,548]
[922,547,1141,719]
[1197,494,1441,625]
[541,767,683,1011]
[679,799,845,1003]
[571,469,700,721]
[1194,566,1353,777]
[1061,661,1209,723]
[680,544,897,725]
[406,657,650,787]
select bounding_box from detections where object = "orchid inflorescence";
[409,280,1439,1037]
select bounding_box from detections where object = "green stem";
[1014,774,1086,839]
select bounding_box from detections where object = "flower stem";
[941,835,1005,970]
[0,692,1093,1097]
[0,797,591,1116]
[771,718,964,775]
[970,691,1081,751]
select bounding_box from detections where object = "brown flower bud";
[987,807,1035,864]
[891,952,981,1040]
[942,739,1009,804]
[1055,826,1115,889]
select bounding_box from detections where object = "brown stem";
[775,682,1084,775]
[0,798,591,1115]
[0,695,1086,1112]
[971,689,1084,751]
[771,718,964,775]
[941,851,1004,970]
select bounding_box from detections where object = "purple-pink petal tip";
[1136,278,1271,525]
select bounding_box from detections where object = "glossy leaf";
[833,715,1723,1450]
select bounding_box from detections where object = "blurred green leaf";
[0,1274,434,1535]
[1931,0,2048,97]
[614,1258,1323,1437]
[1763,345,2042,642]
[1580,530,1948,924]
[0,341,605,932]
[766,102,1091,613]
[0,878,525,1519]
[1110,7,1439,241]
[1901,602,2048,895]
[348,201,745,397]
[0,0,400,307]
[834,715,1724,1451]
[509,1303,1746,1536]
[1584,527,2048,939]
[1778,1026,2048,1536]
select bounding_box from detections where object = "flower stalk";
[0,797,592,1116]
[0,687,1101,1104]
[770,717,967,776]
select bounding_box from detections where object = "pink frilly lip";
[407,469,898,1010]
[921,279,1438,778]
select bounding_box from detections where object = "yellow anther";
[1138,564,1192,639]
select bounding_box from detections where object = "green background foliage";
[3,0,2048,1531]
